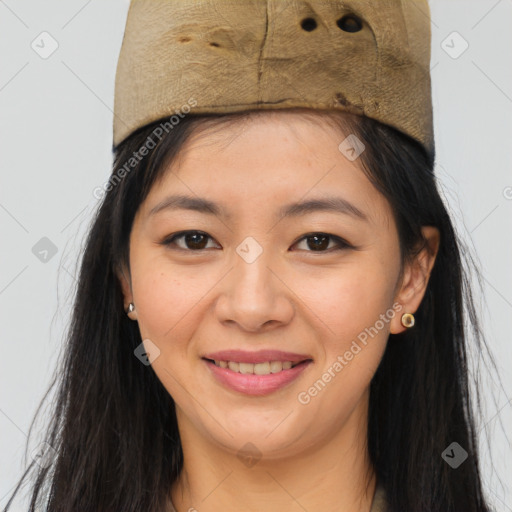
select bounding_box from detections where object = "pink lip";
[202,349,312,364]
[203,358,312,396]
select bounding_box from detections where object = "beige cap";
[113,0,434,157]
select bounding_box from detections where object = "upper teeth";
[213,360,298,375]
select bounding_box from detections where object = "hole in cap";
[301,17,317,31]
[337,14,363,33]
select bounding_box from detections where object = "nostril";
[300,17,317,32]
[337,14,363,33]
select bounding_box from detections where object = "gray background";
[1,0,511,510]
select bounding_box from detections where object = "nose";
[214,247,295,333]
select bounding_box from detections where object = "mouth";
[202,358,311,375]
[201,353,313,396]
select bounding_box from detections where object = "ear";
[390,226,440,334]
[116,262,138,321]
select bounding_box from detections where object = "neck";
[169,393,376,512]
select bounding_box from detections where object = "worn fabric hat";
[113,0,434,158]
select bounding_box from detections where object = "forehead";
[140,111,391,226]
[180,109,351,154]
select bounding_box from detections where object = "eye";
[160,230,352,253]
[161,230,220,251]
[291,232,352,253]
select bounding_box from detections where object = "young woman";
[3,1,495,511]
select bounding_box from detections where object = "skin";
[118,110,439,512]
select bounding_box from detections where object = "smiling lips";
[202,349,313,396]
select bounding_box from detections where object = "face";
[119,111,433,460]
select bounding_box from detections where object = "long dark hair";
[3,109,494,511]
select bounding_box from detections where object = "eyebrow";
[149,194,368,222]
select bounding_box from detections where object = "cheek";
[129,259,207,342]
[294,267,396,417]
[300,261,397,346]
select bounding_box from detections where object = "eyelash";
[160,230,353,253]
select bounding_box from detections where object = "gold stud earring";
[401,313,415,328]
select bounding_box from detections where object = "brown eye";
[162,231,219,251]
[183,232,208,250]
[337,14,363,33]
[292,233,351,253]
[306,234,330,251]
